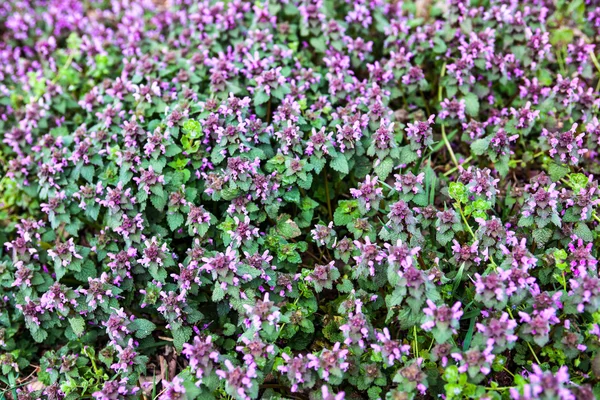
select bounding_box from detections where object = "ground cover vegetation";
[2,0,600,399]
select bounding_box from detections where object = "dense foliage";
[2,0,600,398]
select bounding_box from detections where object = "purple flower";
[510,365,575,400]
[439,98,466,121]
[307,342,349,382]
[321,386,345,400]
[243,293,280,329]
[216,360,257,400]
[371,327,410,366]
[476,312,518,352]
[421,300,463,343]
[405,115,435,152]
[158,377,186,400]
[92,378,138,399]
[182,335,220,383]
[278,353,314,392]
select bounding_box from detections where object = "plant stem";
[507,306,542,364]
[589,50,600,93]
[441,124,459,168]
[486,386,511,391]
[413,326,419,358]
[438,62,446,102]
[443,156,472,176]
[526,341,542,365]
[323,167,333,222]
[456,203,475,239]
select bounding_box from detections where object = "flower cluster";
[2,0,600,399]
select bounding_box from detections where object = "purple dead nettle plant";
[2,0,600,398]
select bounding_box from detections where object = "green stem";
[323,167,333,222]
[526,341,542,365]
[413,326,419,358]
[380,180,396,193]
[436,62,458,169]
[438,62,446,102]
[507,307,542,365]
[456,203,475,239]
[443,156,473,176]
[442,124,459,168]
[588,50,600,93]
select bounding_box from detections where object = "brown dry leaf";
[415,0,433,18]
[27,380,45,391]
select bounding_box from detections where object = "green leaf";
[374,157,394,180]
[548,162,570,182]
[310,37,327,53]
[212,285,225,302]
[368,387,382,400]
[533,227,553,245]
[337,278,354,293]
[31,328,48,343]
[69,316,85,337]
[167,213,184,231]
[334,200,359,226]
[276,215,302,239]
[172,326,193,352]
[436,230,455,246]
[470,138,490,156]
[179,369,203,399]
[131,318,156,339]
[151,194,167,211]
[574,222,593,242]
[433,37,447,54]
[463,93,479,117]
[222,323,236,336]
[165,144,182,157]
[444,365,460,383]
[254,90,269,106]
[330,154,349,174]
[80,165,95,183]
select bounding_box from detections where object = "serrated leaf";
[165,144,182,157]
[131,318,156,339]
[310,37,327,53]
[463,92,479,117]
[574,222,593,242]
[69,316,85,337]
[212,285,225,302]
[167,212,184,231]
[151,194,167,211]
[80,165,95,183]
[337,279,354,293]
[548,162,570,182]
[172,326,193,352]
[276,214,302,239]
[533,227,553,245]
[374,157,394,180]
[254,90,269,106]
[222,323,236,336]
[436,230,455,246]
[470,137,490,156]
[330,154,349,174]
[31,328,48,343]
